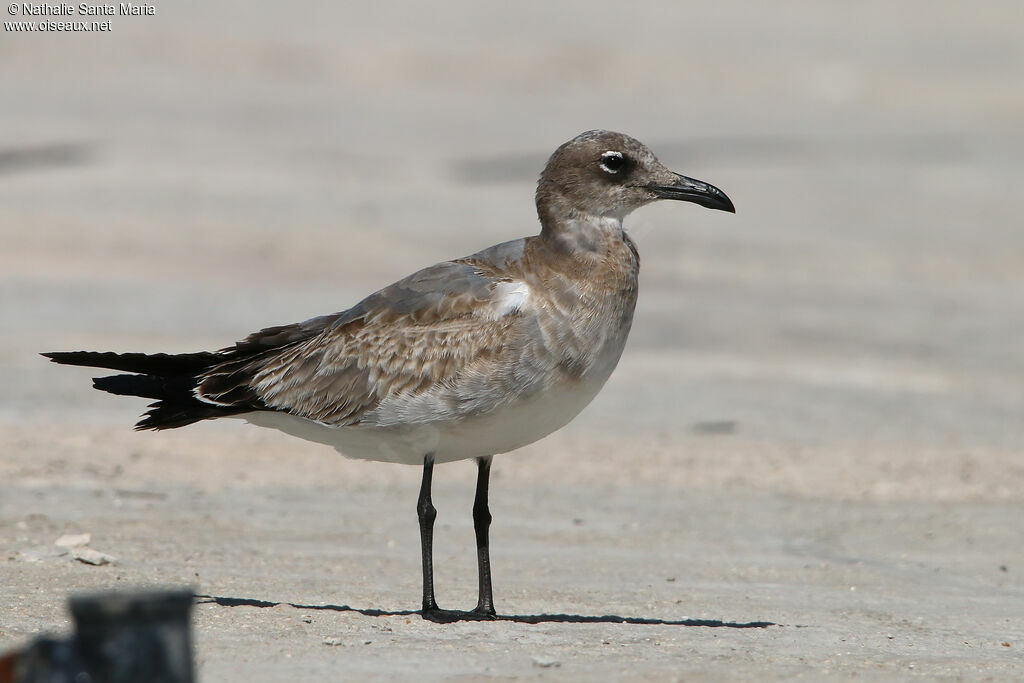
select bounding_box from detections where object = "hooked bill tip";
[650,174,735,213]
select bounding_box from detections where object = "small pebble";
[55,533,91,548]
[71,547,116,566]
[531,656,560,668]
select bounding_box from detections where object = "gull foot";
[421,607,498,623]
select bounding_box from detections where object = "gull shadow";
[194,594,775,628]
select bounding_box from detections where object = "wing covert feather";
[197,256,533,426]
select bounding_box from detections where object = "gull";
[43,130,735,621]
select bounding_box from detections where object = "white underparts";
[240,370,611,465]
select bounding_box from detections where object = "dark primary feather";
[41,350,219,376]
[90,373,254,430]
[92,373,192,400]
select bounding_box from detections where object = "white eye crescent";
[599,151,625,174]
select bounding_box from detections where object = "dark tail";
[42,350,254,430]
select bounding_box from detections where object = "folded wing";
[198,257,531,427]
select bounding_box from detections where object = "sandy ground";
[2,1,1024,680]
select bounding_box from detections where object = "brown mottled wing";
[196,256,520,426]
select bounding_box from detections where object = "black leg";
[417,453,439,615]
[472,455,496,617]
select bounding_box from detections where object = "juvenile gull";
[43,130,735,621]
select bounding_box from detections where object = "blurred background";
[3,0,1022,484]
[2,1,1023,677]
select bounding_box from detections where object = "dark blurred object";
[0,142,94,175]
[0,588,195,683]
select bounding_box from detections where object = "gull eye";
[599,151,625,174]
